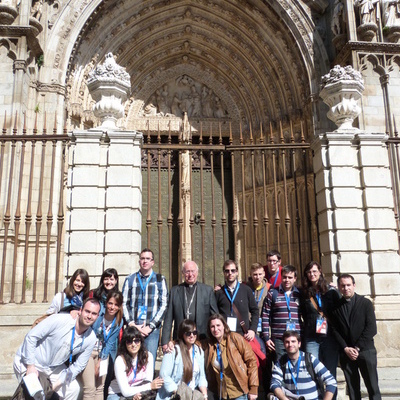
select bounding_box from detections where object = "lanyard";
[69,326,84,365]
[288,353,302,394]
[103,317,116,343]
[224,282,240,316]
[216,344,224,399]
[254,286,265,305]
[128,357,139,386]
[138,272,154,301]
[315,293,322,308]
[189,346,195,385]
[272,268,279,288]
[133,357,138,381]
[284,291,292,321]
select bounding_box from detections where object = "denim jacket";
[91,310,123,361]
[157,344,207,400]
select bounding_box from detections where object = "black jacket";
[301,287,340,340]
[161,282,218,344]
[330,293,377,352]
[216,282,259,333]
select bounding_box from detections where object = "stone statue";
[201,86,214,117]
[214,97,226,118]
[30,0,43,20]
[171,93,182,116]
[331,0,344,35]
[190,85,201,117]
[355,0,379,24]
[382,0,400,26]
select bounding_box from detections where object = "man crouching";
[14,298,100,400]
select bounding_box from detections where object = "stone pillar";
[65,129,142,280]
[314,65,400,377]
[65,53,142,281]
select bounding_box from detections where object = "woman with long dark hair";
[46,268,90,314]
[92,268,119,307]
[81,291,124,400]
[301,261,340,386]
[107,326,163,400]
[205,314,258,400]
[157,320,207,400]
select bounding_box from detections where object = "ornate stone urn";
[320,65,365,132]
[86,53,131,129]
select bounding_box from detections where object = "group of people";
[13,248,381,400]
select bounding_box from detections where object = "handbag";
[175,382,204,400]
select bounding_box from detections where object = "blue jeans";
[273,338,285,361]
[107,394,120,400]
[144,328,160,369]
[306,335,339,399]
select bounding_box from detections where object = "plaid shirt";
[122,271,168,330]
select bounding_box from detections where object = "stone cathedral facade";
[0,0,400,396]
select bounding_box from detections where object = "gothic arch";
[50,0,330,135]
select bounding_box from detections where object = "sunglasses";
[127,338,141,345]
[224,269,237,273]
[184,330,198,337]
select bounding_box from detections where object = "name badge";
[316,317,328,334]
[99,357,109,377]
[227,317,237,332]
[286,320,296,331]
[138,306,147,320]
[257,317,262,332]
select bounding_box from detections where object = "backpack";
[279,352,325,395]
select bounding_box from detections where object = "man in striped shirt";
[122,248,168,366]
[270,331,337,400]
[261,265,302,361]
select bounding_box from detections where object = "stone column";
[65,53,142,281]
[314,65,400,374]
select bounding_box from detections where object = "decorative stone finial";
[320,65,365,132]
[86,53,131,129]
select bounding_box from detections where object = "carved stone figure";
[191,85,201,116]
[355,0,379,24]
[171,93,182,116]
[382,0,400,26]
[331,0,344,35]
[30,0,43,20]
[214,96,226,118]
[201,86,214,117]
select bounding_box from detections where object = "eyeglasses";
[184,330,198,337]
[127,338,141,345]
[183,270,196,275]
[224,269,237,274]
[267,259,279,264]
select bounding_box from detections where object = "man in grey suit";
[161,260,218,353]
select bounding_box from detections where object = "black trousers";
[340,347,381,400]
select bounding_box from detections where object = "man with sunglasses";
[215,260,259,341]
[161,260,218,353]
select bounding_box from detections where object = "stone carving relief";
[140,75,228,119]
